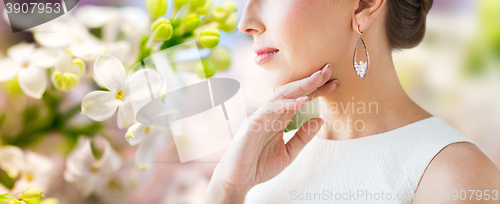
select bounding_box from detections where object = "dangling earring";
[353,25,369,79]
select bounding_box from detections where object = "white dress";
[244,116,484,204]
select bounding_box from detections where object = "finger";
[269,64,331,101]
[293,66,333,98]
[303,79,339,103]
[285,118,325,161]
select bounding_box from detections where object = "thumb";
[285,117,325,161]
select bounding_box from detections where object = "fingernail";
[296,96,308,101]
[312,70,321,76]
[322,64,331,74]
[333,80,339,85]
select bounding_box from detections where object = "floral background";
[0,0,499,203]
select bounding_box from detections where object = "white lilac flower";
[74,6,149,67]
[0,146,25,178]
[0,146,54,194]
[126,123,172,171]
[0,42,59,99]
[81,54,135,129]
[73,6,119,30]
[103,41,134,68]
[11,151,54,194]
[51,50,86,92]
[74,5,149,43]
[82,54,164,129]
[33,17,104,61]
[63,136,122,197]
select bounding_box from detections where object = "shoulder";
[413,142,500,203]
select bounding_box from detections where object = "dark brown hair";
[386,0,434,50]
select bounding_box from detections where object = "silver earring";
[353,26,369,79]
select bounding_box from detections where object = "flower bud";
[195,0,214,15]
[151,17,174,41]
[219,13,238,33]
[190,0,206,8]
[146,0,168,18]
[212,2,237,23]
[6,198,21,204]
[40,198,59,204]
[208,47,231,71]
[199,27,220,48]
[174,0,188,7]
[21,186,43,204]
[196,58,217,78]
[183,14,201,32]
[51,71,79,92]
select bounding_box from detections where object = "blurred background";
[0,0,499,203]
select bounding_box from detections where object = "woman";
[205,0,500,203]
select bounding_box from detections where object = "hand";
[205,64,338,203]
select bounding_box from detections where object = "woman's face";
[238,0,355,90]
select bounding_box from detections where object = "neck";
[317,36,431,140]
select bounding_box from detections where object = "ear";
[352,0,386,33]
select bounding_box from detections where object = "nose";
[237,0,265,35]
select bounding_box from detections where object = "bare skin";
[205,64,338,203]
[204,0,500,203]
[412,143,500,203]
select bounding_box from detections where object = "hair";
[386,0,434,50]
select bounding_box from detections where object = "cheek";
[273,1,342,85]
[280,1,319,57]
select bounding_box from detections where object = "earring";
[353,26,369,79]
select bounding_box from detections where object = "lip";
[254,46,280,65]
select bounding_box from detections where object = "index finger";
[269,64,332,101]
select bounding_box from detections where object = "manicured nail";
[296,96,308,101]
[312,70,321,76]
[322,64,331,74]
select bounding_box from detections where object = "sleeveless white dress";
[244,115,484,204]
